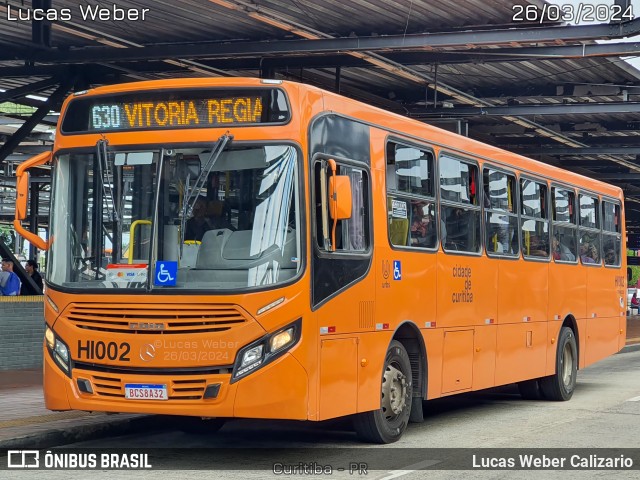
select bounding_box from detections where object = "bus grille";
[87,373,210,400]
[65,303,248,334]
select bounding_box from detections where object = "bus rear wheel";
[354,340,412,444]
[539,327,577,401]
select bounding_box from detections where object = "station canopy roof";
[2,0,640,230]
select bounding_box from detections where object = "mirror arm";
[328,159,337,252]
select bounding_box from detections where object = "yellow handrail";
[128,220,151,264]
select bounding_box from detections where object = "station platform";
[1,318,640,450]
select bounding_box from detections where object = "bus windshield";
[48,144,302,292]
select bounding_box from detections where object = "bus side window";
[602,200,620,267]
[520,178,550,259]
[386,142,436,249]
[439,154,481,253]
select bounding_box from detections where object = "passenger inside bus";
[552,236,575,261]
[185,198,216,242]
[444,207,469,250]
[410,202,442,248]
[410,203,428,246]
[580,242,597,264]
[604,248,617,265]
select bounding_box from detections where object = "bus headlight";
[270,327,294,352]
[44,326,71,376]
[240,345,264,369]
[45,326,55,350]
[231,319,301,383]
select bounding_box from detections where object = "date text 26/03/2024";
[512,3,634,24]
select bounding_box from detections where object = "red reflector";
[383,323,389,329]
[328,326,336,333]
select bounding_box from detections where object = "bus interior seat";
[185,228,298,284]
[389,218,409,246]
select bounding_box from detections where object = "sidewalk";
[0,367,158,449]
[1,317,640,450]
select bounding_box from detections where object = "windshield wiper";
[96,138,126,269]
[96,139,120,225]
[180,132,233,245]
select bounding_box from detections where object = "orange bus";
[15,78,626,443]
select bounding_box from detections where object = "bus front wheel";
[354,340,412,443]
[539,327,578,401]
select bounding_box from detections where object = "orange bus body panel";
[37,78,626,425]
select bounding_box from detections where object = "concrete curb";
[620,343,640,354]
[0,415,161,450]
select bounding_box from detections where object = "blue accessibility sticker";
[154,261,177,286]
[393,260,402,281]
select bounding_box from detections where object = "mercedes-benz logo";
[139,344,156,362]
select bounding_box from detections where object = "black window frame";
[482,164,520,259]
[578,192,602,267]
[602,198,622,268]
[551,184,579,265]
[385,139,438,252]
[519,175,551,262]
[438,152,482,256]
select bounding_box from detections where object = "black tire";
[354,340,413,443]
[539,327,578,401]
[171,416,226,434]
[517,379,543,400]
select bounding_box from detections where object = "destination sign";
[61,88,290,133]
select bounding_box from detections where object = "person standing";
[21,259,43,295]
[0,257,21,296]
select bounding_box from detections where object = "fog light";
[203,384,221,399]
[77,378,93,394]
[270,327,294,352]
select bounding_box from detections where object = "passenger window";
[386,142,437,249]
[578,194,601,266]
[483,168,518,257]
[551,187,577,263]
[602,201,621,267]
[440,155,481,253]
[520,178,549,259]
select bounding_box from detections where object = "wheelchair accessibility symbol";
[393,260,402,281]
[155,261,177,286]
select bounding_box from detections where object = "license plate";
[124,384,168,400]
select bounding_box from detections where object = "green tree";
[628,249,640,286]
[0,225,15,253]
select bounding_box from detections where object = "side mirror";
[14,151,52,251]
[329,175,352,220]
[628,267,633,283]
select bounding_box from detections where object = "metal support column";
[32,0,52,47]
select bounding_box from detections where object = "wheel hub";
[561,341,574,387]
[382,364,407,417]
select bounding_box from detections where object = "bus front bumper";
[43,348,309,420]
